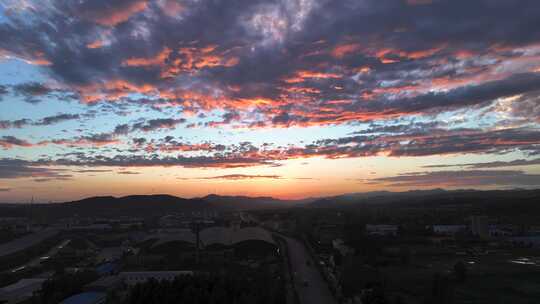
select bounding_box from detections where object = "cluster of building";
[0,217,34,234]
[0,210,283,304]
[158,211,219,228]
[288,212,540,303]
[56,217,145,232]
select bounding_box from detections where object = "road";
[284,236,337,304]
[0,228,59,258]
[10,239,70,273]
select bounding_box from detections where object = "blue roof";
[60,292,106,304]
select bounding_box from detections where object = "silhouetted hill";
[308,189,448,208]
[307,189,540,217]
[1,189,539,220]
[38,194,211,219]
[0,194,300,220]
[200,194,303,209]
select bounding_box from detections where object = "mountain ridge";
[1,189,539,220]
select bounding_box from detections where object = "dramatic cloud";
[353,72,540,117]
[12,82,53,104]
[353,122,441,135]
[0,113,79,129]
[0,158,72,180]
[0,136,34,148]
[4,123,537,170]
[74,169,113,173]
[0,85,8,101]
[367,170,540,188]
[501,91,540,123]
[49,133,119,146]
[156,139,227,153]
[2,0,540,199]
[200,174,282,180]
[35,113,80,126]
[0,119,32,129]
[305,127,540,159]
[423,159,540,169]
[131,118,186,132]
[1,0,539,124]
[117,170,141,175]
[267,73,540,127]
[38,154,277,169]
[114,124,131,135]
[74,0,149,27]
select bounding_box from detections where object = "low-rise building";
[314,224,343,245]
[509,236,540,248]
[366,224,398,236]
[488,225,513,237]
[120,271,194,286]
[432,225,467,236]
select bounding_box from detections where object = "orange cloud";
[0,49,52,66]
[283,70,342,83]
[28,57,52,66]
[160,45,240,78]
[86,39,105,49]
[160,142,215,153]
[123,47,172,67]
[158,0,185,17]
[406,46,444,59]
[283,86,321,94]
[330,42,362,59]
[76,79,158,103]
[375,46,443,63]
[91,0,148,27]
[0,137,35,149]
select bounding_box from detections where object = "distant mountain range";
[0,193,306,219]
[1,188,539,219]
[307,188,450,207]
[307,189,540,219]
[44,194,306,218]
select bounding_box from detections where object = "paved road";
[0,228,58,258]
[284,237,337,304]
[10,239,70,273]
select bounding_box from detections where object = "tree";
[428,273,453,304]
[453,261,467,283]
[121,272,285,304]
[39,270,98,304]
[399,246,411,266]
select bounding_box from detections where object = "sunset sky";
[1,0,540,202]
